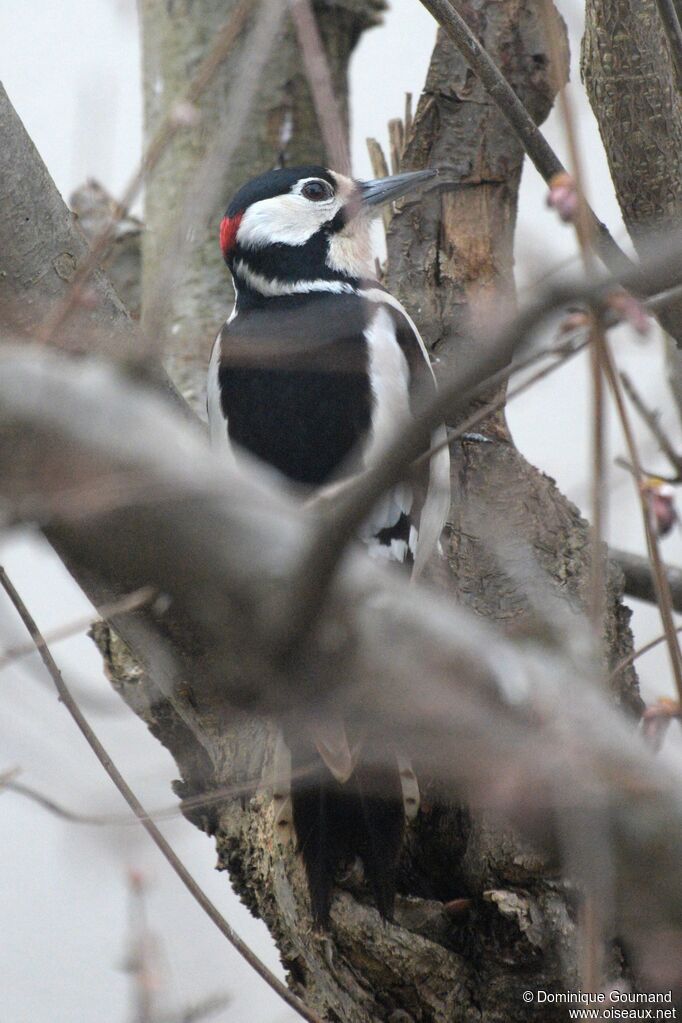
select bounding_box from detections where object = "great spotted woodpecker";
[208,165,450,926]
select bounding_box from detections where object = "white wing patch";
[207,327,237,466]
[357,305,417,564]
[363,305,412,461]
[358,288,451,576]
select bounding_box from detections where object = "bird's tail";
[290,743,405,927]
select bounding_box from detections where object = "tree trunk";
[582,0,682,342]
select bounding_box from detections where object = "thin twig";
[610,624,682,682]
[534,17,606,974]
[620,371,682,480]
[38,0,252,346]
[611,547,682,614]
[655,0,682,91]
[1,764,316,829]
[404,92,413,140]
[0,584,156,672]
[161,994,231,1023]
[415,0,635,279]
[127,872,156,1023]
[1,777,123,825]
[0,567,321,1023]
[289,0,351,175]
[542,0,607,644]
[599,348,682,703]
[414,331,590,467]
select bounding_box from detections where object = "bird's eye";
[302,180,332,202]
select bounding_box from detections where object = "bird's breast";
[217,296,373,486]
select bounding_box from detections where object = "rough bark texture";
[0,84,138,361]
[139,0,382,409]
[582,0,682,342]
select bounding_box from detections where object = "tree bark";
[139,0,382,409]
[386,6,639,692]
[582,0,682,343]
[0,84,137,361]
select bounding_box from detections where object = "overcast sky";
[1,2,681,1021]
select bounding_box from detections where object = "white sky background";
[1,2,681,1021]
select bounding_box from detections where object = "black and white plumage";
[208,164,450,925]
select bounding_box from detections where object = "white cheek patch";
[326,224,374,279]
[237,193,340,249]
[326,171,375,279]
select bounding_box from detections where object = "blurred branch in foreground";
[0,344,682,983]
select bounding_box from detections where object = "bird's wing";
[357,287,451,577]
[207,326,237,462]
[208,288,450,574]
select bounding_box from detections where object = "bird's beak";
[359,169,437,208]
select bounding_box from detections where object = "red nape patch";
[220,213,243,259]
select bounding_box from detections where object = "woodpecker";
[208,164,450,926]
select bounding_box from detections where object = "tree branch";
[282,247,682,655]
[620,370,682,479]
[0,564,321,1023]
[612,546,682,612]
[2,344,682,968]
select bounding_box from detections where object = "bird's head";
[219,165,435,299]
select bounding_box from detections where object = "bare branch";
[0,565,321,1023]
[282,245,682,656]
[1,776,125,826]
[600,344,682,699]
[621,370,682,479]
[3,345,682,957]
[38,0,252,347]
[611,547,682,613]
[0,584,156,672]
[289,0,351,174]
[1,766,316,829]
[611,624,682,682]
[0,85,137,362]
